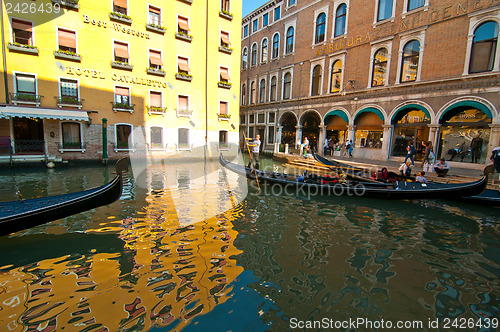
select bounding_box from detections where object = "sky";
[242,0,269,17]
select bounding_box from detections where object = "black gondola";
[220,154,488,200]
[0,159,126,237]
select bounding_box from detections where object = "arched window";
[286,27,294,54]
[250,81,256,104]
[259,79,266,103]
[272,33,280,58]
[241,84,246,105]
[400,40,420,83]
[372,48,388,87]
[334,4,347,37]
[311,65,322,96]
[242,48,248,69]
[261,38,268,63]
[330,60,342,93]
[469,21,498,73]
[270,76,277,101]
[315,13,326,44]
[283,72,291,100]
[251,43,257,66]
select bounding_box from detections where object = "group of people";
[400,141,450,178]
[322,138,353,158]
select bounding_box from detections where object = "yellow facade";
[0,0,241,161]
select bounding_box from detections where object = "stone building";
[240,0,500,166]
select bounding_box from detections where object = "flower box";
[177,109,192,117]
[147,67,166,76]
[219,11,233,20]
[218,113,231,121]
[147,106,167,115]
[175,32,193,42]
[7,43,38,55]
[146,24,166,34]
[218,81,232,89]
[54,50,81,62]
[112,102,134,113]
[111,61,133,70]
[218,45,233,54]
[51,0,79,9]
[109,12,132,24]
[176,73,192,81]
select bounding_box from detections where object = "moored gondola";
[0,158,127,237]
[220,154,488,200]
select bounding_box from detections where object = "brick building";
[240,0,500,166]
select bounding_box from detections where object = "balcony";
[7,43,39,55]
[58,142,86,153]
[219,10,233,20]
[147,67,166,77]
[175,31,192,42]
[147,106,167,115]
[218,45,233,54]
[111,61,133,71]
[217,113,231,121]
[218,81,232,89]
[146,23,166,34]
[10,93,42,106]
[55,96,84,109]
[112,102,134,113]
[176,72,192,82]
[176,108,192,118]
[109,11,132,24]
[51,0,79,9]
[54,50,81,62]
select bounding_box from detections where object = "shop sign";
[83,15,150,40]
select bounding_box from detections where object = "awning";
[0,106,89,121]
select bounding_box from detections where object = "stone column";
[318,124,326,155]
[381,125,393,160]
[487,124,500,163]
[295,125,302,148]
[277,125,283,145]
[347,125,355,142]
[428,124,441,154]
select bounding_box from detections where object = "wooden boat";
[220,155,488,200]
[0,159,126,237]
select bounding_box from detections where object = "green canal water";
[0,157,498,331]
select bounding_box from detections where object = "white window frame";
[286,0,297,10]
[114,123,134,152]
[55,25,78,53]
[58,77,81,108]
[268,111,276,124]
[402,0,429,17]
[310,59,325,96]
[148,89,163,115]
[218,130,229,151]
[260,37,269,64]
[271,32,280,60]
[241,82,247,106]
[243,24,249,39]
[59,121,85,153]
[242,47,248,69]
[395,27,426,84]
[148,125,165,150]
[177,127,191,151]
[328,54,346,94]
[147,4,162,26]
[258,76,267,103]
[111,0,129,15]
[284,19,297,56]
[373,0,397,25]
[249,79,257,104]
[10,17,35,46]
[267,125,275,145]
[312,6,329,46]
[252,18,258,33]
[463,8,500,75]
[250,42,258,67]
[269,72,279,102]
[148,47,163,69]
[282,68,293,100]
[13,71,38,105]
[219,99,230,121]
[112,38,130,63]
[332,1,349,39]
[368,38,393,88]
[274,6,281,21]
[177,94,191,118]
[263,12,269,27]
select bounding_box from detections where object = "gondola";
[220,154,488,200]
[0,158,127,237]
[457,188,500,206]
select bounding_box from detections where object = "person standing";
[247,134,261,169]
[471,134,483,163]
[404,142,416,165]
[348,140,354,158]
[342,140,351,158]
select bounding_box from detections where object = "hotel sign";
[315,0,499,56]
[82,15,151,39]
[65,67,169,89]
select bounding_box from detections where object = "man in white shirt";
[434,158,450,177]
[247,135,261,169]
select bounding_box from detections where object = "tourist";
[416,172,428,184]
[246,134,261,169]
[342,140,350,158]
[471,134,483,163]
[348,140,354,158]
[323,137,330,156]
[404,142,417,165]
[421,141,435,169]
[434,158,450,177]
[399,160,412,177]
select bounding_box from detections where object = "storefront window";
[391,109,430,157]
[354,112,383,149]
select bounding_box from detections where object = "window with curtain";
[335,4,347,37]
[270,76,277,101]
[220,67,230,83]
[219,101,228,115]
[177,56,190,75]
[242,48,248,69]
[272,33,280,58]
[469,21,498,74]
[58,28,76,53]
[177,16,190,34]
[315,13,326,44]
[251,43,257,66]
[241,84,246,105]
[12,18,33,45]
[113,0,127,14]
[372,48,388,86]
[116,124,132,148]
[220,31,231,48]
[15,73,35,95]
[377,0,393,22]
[400,40,420,82]
[62,123,81,149]
[178,128,189,147]
[148,5,161,26]
[259,79,266,103]
[178,95,189,112]
[60,78,78,104]
[115,86,129,105]
[114,41,129,63]
[149,91,162,109]
[149,49,162,70]
[283,73,291,99]
[250,81,256,104]
[261,38,268,62]
[150,127,163,147]
[311,65,322,96]
[286,27,294,54]
[407,0,424,11]
[330,60,342,93]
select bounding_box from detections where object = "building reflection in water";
[0,160,245,331]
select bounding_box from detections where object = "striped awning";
[0,106,89,121]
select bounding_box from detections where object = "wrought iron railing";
[56,96,84,106]
[10,93,42,103]
[13,139,45,154]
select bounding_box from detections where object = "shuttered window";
[150,91,161,107]
[12,18,32,45]
[114,41,129,62]
[16,74,36,94]
[219,101,228,115]
[220,67,230,82]
[58,28,76,52]
[149,50,162,68]
[178,57,190,73]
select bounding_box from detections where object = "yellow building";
[0,0,241,162]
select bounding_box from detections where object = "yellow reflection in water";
[0,176,244,331]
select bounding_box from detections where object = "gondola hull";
[0,174,122,237]
[220,155,488,200]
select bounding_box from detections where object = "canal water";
[0,156,498,331]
